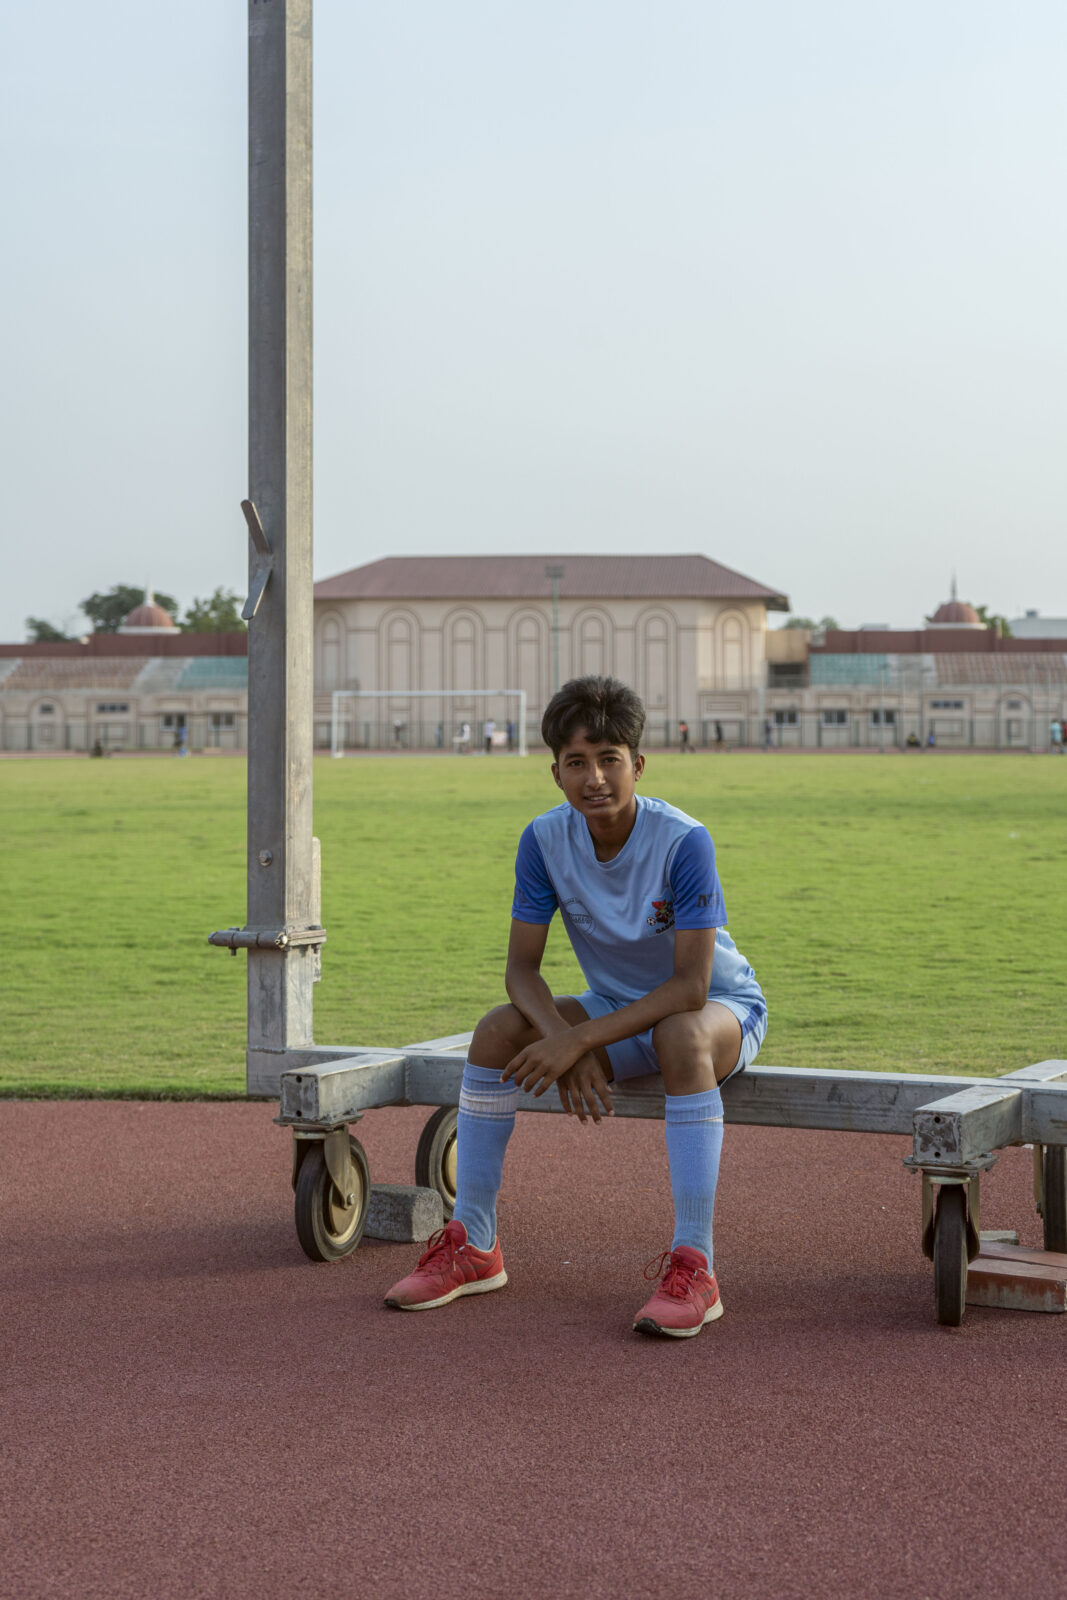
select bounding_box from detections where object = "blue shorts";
[575,991,767,1084]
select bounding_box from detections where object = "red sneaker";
[384,1219,507,1311]
[632,1246,723,1338]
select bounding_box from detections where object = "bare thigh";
[469,997,613,1078]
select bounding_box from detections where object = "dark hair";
[541,676,646,758]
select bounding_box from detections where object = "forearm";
[505,961,572,1039]
[567,973,708,1057]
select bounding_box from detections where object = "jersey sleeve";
[511,823,558,924]
[669,826,727,929]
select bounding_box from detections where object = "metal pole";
[545,565,563,693]
[518,689,528,757]
[245,0,317,1079]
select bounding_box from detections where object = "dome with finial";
[119,586,177,634]
[929,575,983,629]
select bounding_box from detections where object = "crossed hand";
[502,1032,614,1124]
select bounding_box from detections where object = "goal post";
[330,688,529,758]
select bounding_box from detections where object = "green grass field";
[2,751,1064,1096]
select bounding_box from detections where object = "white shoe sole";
[386,1269,508,1311]
[633,1297,724,1338]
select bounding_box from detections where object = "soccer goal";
[330,688,529,757]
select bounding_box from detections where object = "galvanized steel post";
[246,0,316,1077]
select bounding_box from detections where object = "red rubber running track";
[2,1100,1064,1600]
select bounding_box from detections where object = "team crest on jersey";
[646,898,675,933]
[563,897,594,931]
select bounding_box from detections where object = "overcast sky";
[2,0,1064,640]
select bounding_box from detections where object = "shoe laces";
[643,1250,697,1300]
[417,1227,460,1271]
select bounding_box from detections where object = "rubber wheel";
[1043,1145,1067,1255]
[933,1183,968,1326]
[415,1106,458,1220]
[294,1135,370,1262]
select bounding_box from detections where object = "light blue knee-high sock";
[664,1087,724,1267]
[452,1062,519,1250]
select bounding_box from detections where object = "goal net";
[330,689,529,757]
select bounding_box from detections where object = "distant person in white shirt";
[484,718,496,754]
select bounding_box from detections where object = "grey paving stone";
[365,1184,444,1243]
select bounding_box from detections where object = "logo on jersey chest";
[563,897,595,931]
[646,898,675,933]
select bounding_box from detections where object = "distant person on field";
[679,719,692,754]
[763,718,774,750]
[484,718,496,754]
[1050,718,1063,753]
[385,674,766,1339]
[906,731,920,748]
[506,721,515,752]
[714,720,724,750]
[926,729,936,748]
[456,721,471,754]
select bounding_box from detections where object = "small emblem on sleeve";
[646,899,675,933]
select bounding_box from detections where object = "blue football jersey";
[512,795,764,1012]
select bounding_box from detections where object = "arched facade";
[572,607,614,680]
[380,608,419,694]
[444,608,485,695]
[717,609,748,690]
[634,607,676,713]
[507,608,549,715]
[319,611,345,690]
[309,574,785,748]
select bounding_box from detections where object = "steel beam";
[998,1060,1067,1085]
[1026,1086,1067,1145]
[278,1052,407,1125]
[277,1055,1025,1134]
[912,1085,1023,1165]
[245,0,317,1081]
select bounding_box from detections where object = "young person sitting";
[384,675,767,1337]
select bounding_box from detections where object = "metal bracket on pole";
[240,499,273,621]
[208,925,326,954]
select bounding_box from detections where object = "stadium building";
[313,554,789,750]
[0,592,247,753]
[3,568,1065,753]
[774,593,1067,751]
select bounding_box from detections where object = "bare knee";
[469,1004,535,1070]
[653,1006,740,1093]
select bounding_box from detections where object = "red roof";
[314,555,789,608]
[122,602,176,630]
[929,599,982,626]
[813,629,1064,654]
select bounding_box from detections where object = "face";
[552,727,644,825]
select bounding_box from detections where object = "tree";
[181,587,246,634]
[973,604,1012,639]
[25,617,71,642]
[81,585,179,634]
[782,614,840,632]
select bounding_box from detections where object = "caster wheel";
[294,1135,370,1262]
[933,1183,968,1326]
[1043,1145,1067,1255]
[415,1106,458,1220]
